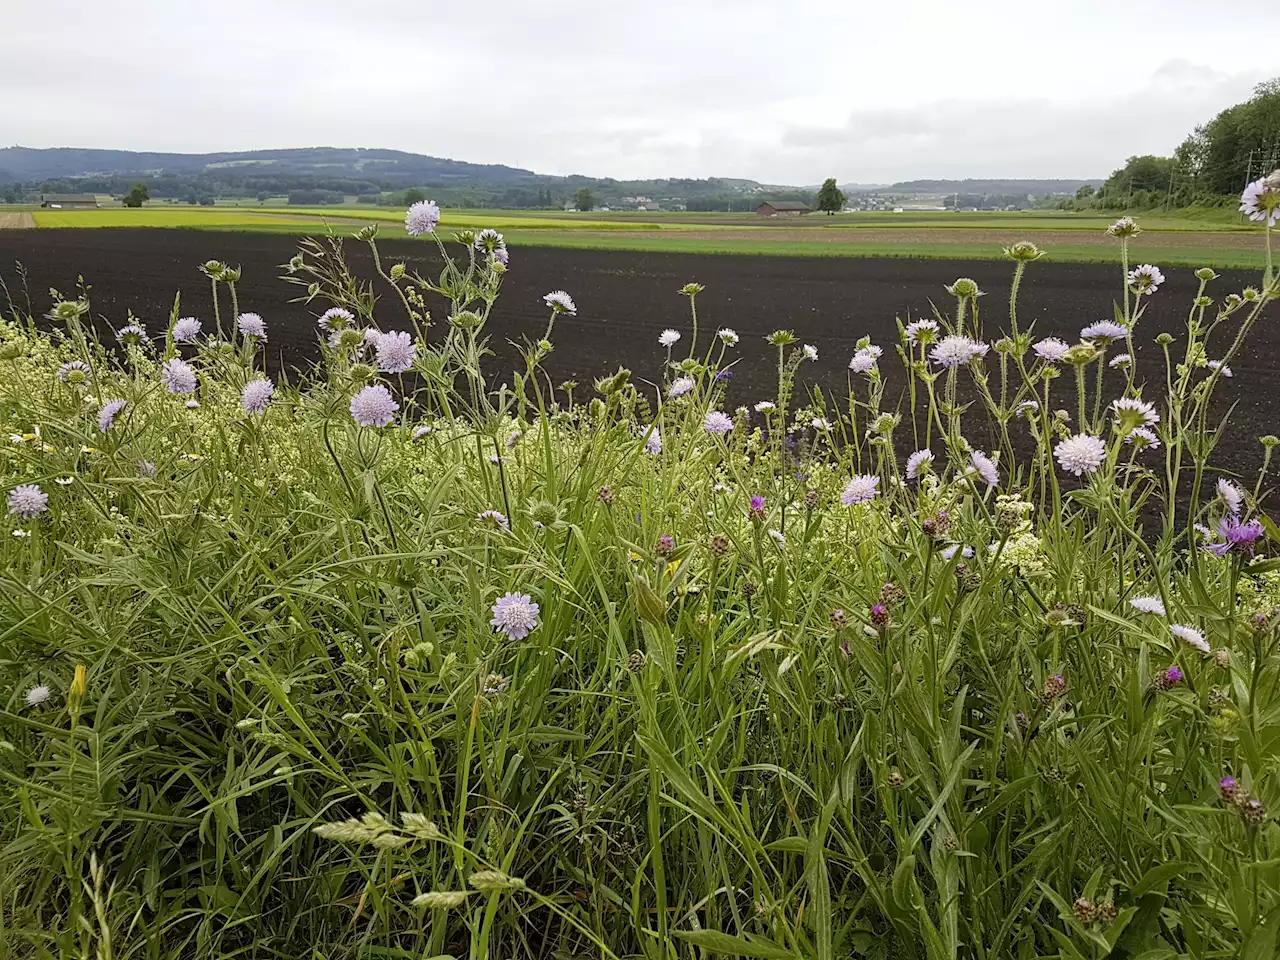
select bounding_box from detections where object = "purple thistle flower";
[1204,515,1265,557]
[350,384,399,427]
[750,495,765,518]
[704,411,733,435]
[1165,665,1184,683]
[7,483,48,519]
[97,399,127,432]
[870,603,889,627]
[374,330,417,374]
[237,313,267,339]
[241,378,274,415]
[172,317,202,342]
[405,200,440,236]
[490,591,539,640]
[161,358,197,396]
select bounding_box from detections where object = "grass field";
[14,203,1270,268]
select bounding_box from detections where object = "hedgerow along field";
[0,181,1279,959]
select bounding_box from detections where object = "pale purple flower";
[668,377,695,399]
[1126,426,1161,449]
[138,460,156,478]
[7,483,48,519]
[848,349,877,374]
[492,246,510,266]
[318,307,354,331]
[1240,178,1280,226]
[350,384,399,427]
[543,290,577,315]
[1109,353,1132,368]
[375,330,417,374]
[715,369,732,382]
[717,328,739,346]
[841,474,880,506]
[1106,216,1140,237]
[1127,264,1165,294]
[768,529,786,548]
[1081,321,1127,343]
[241,378,274,415]
[659,329,681,348]
[1204,515,1265,557]
[1111,397,1159,428]
[754,401,776,412]
[237,313,267,339]
[904,319,939,345]
[477,510,509,531]
[115,323,149,346]
[1207,360,1233,378]
[1171,623,1210,654]
[405,200,440,235]
[930,335,985,367]
[970,450,999,487]
[644,428,662,454]
[905,449,933,480]
[413,424,433,440]
[810,417,831,430]
[750,494,765,517]
[172,317,202,342]
[1218,478,1244,516]
[941,544,974,561]
[1130,595,1165,616]
[97,399,127,432]
[161,358,197,396]
[1054,434,1107,476]
[703,411,733,435]
[802,344,818,361]
[474,228,505,253]
[25,684,51,707]
[56,360,90,383]
[490,591,539,640]
[1033,338,1070,362]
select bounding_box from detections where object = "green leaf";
[1260,513,1280,544]
[672,929,799,959]
[1130,861,1188,898]
[1243,902,1280,960]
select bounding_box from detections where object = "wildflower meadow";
[2,175,1280,960]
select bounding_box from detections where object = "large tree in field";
[403,188,426,205]
[574,187,595,212]
[123,182,149,208]
[817,178,845,215]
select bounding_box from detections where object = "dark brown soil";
[1,228,1275,478]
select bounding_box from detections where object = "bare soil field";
[2,228,1274,477]
[0,212,34,229]
[580,227,1265,249]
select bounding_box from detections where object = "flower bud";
[390,263,406,280]
[1003,241,1045,263]
[1195,267,1218,281]
[679,282,705,296]
[1155,333,1174,345]
[946,277,981,298]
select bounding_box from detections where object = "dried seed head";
[1214,648,1231,668]
[742,580,758,599]
[831,693,847,709]
[708,533,730,556]
[879,582,905,605]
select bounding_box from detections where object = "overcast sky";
[3,0,1277,184]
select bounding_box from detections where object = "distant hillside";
[887,179,1103,195]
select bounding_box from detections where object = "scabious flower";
[811,417,832,430]
[405,200,440,235]
[115,323,149,346]
[474,228,505,253]
[768,529,786,548]
[1126,426,1160,449]
[1172,623,1210,653]
[1127,264,1164,295]
[7,483,48,519]
[1204,515,1265,557]
[703,411,733,435]
[1218,478,1244,516]
[644,428,662,454]
[543,290,576,315]
[241,378,274,415]
[1106,216,1141,238]
[490,592,539,640]
[841,474,879,506]
[1111,396,1159,429]
[658,329,681,348]
[930,335,985,367]
[1109,353,1131,368]
[1240,177,1280,226]
[56,360,91,383]
[350,384,399,427]
[1033,338,1070,363]
[25,684,51,707]
[754,401,776,412]
[161,358,197,395]
[668,376,694,399]
[905,319,939,345]
[848,349,877,373]
[138,460,156,478]
[237,313,267,339]
[1207,360,1233,378]
[1054,434,1107,476]
[717,328,739,346]
[970,450,999,487]
[374,330,417,374]
[477,510,509,531]
[1081,321,1128,343]
[905,449,933,480]
[413,424,433,440]
[318,307,354,332]
[1130,595,1166,616]
[802,344,818,361]
[97,399,127,432]
[172,317,202,342]
[941,544,973,561]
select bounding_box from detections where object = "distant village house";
[756,201,810,217]
[40,194,100,209]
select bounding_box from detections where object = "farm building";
[756,201,811,217]
[40,194,100,209]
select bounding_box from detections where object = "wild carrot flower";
[161,358,197,395]
[237,313,267,339]
[703,411,733,434]
[668,377,694,398]
[905,449,933,480]
[1204,516,1264,557]
[717,328,739,346]
[1081,321,1127,343]
[173,317,202,342]
[97,399,127,432]
[1111,397,1159,429]
[1033,338,1070,362]
[930,335,985,367]
[543,291,576,315]
[7,483,48,519]
[970,450,999,486]
[241,378,274,415]
[658,329,681,347]
[1054,434,1107,476]
[1217,478,1244,515]
[57,360,90,384]
[904,319,939,344]
[841,474,879,506]
[1130,595,1165,616]
[1207,360,1233,377]
[768,529,786,548]
[405,200,440,235]
[350,384,399,427]
[374,331,417,373]
[1127,264,1164,294]
[1171,623,1210,653]
[490,592,539,640]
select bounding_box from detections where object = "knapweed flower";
[405,200,440,235]
[172,317,202,342]
[658,329,681,347]
[848,349,877,374]
[318,307,353,332]
[841,474,879,506]
[350,384,399,427]
[1171,623,1211,653]
[161,358,197,395]
[1218,478,1244,516]
[477,510,509,531]
[1111,397,1159,429]
[1081,321,1127,343]
[7,483,48,519]
[644,428,662,454]
[374,331,417,374]
[543,290,577,315]
[25,684,51,706]
[1109,353,1131,368]
[115,323,149,347]
[1220,776,1244,804]
[930,335,985,367]
[1106,216,1141,238]
[717,328,739,346]
[1157,665,1184,689]
[97,399,127,432]
[1207,360,1233,378]
[1126,426,1160,449]
[1204,515,1265,557]
[237,313,267,339]
[802,344,818,361]
[970,450,999,487]
[56,360,90,384]
[905,449,933,480]
[1033,338,1070,362]
[1240,177,1280,226]
[1054,434,1107,476]
[904,319,939,345]
[703,411,733,435]
[1127,264,1164,295]
[668,376,694,398]
[1130,595,1166,616]
[749,494,765,519]
[241,378,274,415]
[490,591,539,640]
